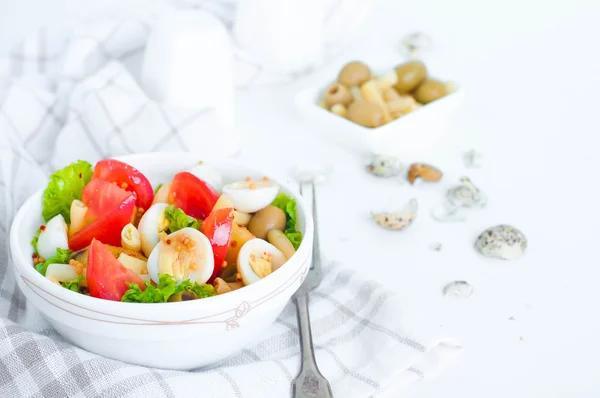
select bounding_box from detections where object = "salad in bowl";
[30,158,303,304]
[11,154,312,369]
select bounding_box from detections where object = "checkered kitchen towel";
[0,2,462,397]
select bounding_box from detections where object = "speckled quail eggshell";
[475,224,527,260]
[366,155,404,177]
[147,227,214,284]
[37,214,69,259]
[237,238,286,285]
[372,210,416,231]
[138,203,169,257]
[443,281,473,298]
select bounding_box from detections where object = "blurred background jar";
[142,10,235,131]
[232,0,373,79]
[233,0,324,75]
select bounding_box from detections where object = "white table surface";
[2,0,600,397]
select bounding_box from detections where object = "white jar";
[233,0,324,74]
[141,10,234,129]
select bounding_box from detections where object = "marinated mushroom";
[331,104,348,118]
[247,205,286,240]
[413,79,448,104]
[320,59,455,127]
[347,99,385,128]
[323,83,352,108]
[168,291,198,302]
[394,61,427,94]
[338,61,371,87]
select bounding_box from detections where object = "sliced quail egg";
[147,227,214,284]
[137,203,169,257]
[237,238,286,285]
[37,214,69,259]
[223,178,279,213]
[187,163,223,191]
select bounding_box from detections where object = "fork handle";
[292,294,333,398]
[294,293,317,368]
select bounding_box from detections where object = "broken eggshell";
[372,199,417,231]
[431,203,466,222]
[429,242,443,252]
[366,155,404,177]
[475,224,527,260]
[443,281,473,298]
[463,149,483,168]
[407,163,442,184]
[447,177,487,208]
[402,31,433,58]
[431,177,487,222]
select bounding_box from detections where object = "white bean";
[267,229,295,260]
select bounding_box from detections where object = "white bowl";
[9,153,313,370]
[295,70,465,156]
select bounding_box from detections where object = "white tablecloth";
[0,1,465,397]
[3,0,600,396]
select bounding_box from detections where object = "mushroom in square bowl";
[9,152,313,370]
[295,60,464,156]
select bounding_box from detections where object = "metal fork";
[291,181,333,398]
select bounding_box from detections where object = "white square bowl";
[295,72,465,156]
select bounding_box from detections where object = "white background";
[2,0,600,397]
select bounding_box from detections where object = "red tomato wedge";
[201,207,234,282]
[93,159,154,211]
[87,239,146,301]
[82,177,135,223]
[170,172,219,220]
[69,178,136,251]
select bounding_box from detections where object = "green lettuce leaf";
[36,248,72,276]
[42,160,93,223]
[31,227,42,255]
[121,273,216,303]
[121,274,177,303]
[180,280,216,298]
[164,205,200,233]
[271,193,303,249]
[284,230,303,250]
[270,193,291,210]
[61,275,85,293]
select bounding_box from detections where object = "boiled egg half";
[237,238,286,285]
[37,214,69,259]
[147,227,214,284]
[137,203,169,257]
[223,179,279,213]
[187,163,223,192]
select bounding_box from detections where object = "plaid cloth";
[0,3,462,397]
